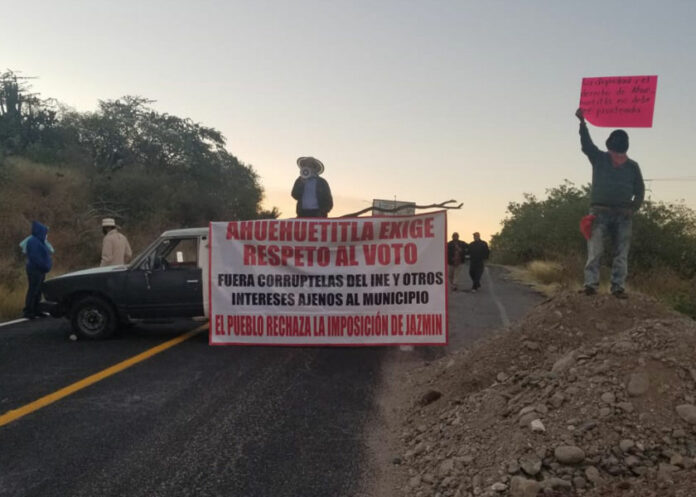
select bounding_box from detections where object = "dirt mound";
[395,291,696,497]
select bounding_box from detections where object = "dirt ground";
[367,290,696,497]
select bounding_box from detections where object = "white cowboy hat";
[296,156,325,175]
[102,218,116,227]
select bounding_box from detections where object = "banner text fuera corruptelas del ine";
[209,211,447,346]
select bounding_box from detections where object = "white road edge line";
[484,267,511,327]
[0,318,29,328]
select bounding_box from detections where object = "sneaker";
[612,289,628,299]
[583,286,597,296]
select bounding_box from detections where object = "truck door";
[125,237,204,318]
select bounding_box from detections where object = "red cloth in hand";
[580,214,597,240]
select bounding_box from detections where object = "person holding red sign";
[575,108,645,299]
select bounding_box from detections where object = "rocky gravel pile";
[395,292,696,497]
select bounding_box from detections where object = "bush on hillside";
[0,71,280,317]
[492,181,696,317]
[491,182,589,264]
[491,181,696,279]
[1,73,271,230]
[0,69,278,319]
[0,71,275,258]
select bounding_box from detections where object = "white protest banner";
[209,211,448,346]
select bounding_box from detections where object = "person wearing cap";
[575,108,645,299]
[291,156,334,218]
[101,218,132,267]
[468,232,489,293]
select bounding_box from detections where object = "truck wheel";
[71,296,117,340]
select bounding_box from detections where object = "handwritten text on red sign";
[579,75,657,128]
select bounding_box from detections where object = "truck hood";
[51,265,129,280]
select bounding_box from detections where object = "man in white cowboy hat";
[100,218,132,267]
[291,156,334,218]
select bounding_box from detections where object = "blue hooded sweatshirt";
[26,221,53,274]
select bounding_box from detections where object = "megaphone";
[297,157,324,177]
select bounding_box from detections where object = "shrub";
[492,181,696,317]
[492,181,696,281]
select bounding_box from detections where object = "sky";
[2,0,695,241]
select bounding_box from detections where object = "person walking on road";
[101,218,132,267]
[468,232,490,293]
[447,232,468,291]
[575,108,645,299]
[22,221,52,319]
[291,156,334,218]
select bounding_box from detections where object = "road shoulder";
[364,265,545,496]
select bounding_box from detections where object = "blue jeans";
[584,209,632,292]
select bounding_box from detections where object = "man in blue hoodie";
[23,221,53,319]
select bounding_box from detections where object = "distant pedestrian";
[101,218,132,266]
[575,108,645,298]
[291,156,334,218]
[447,232,468,291]
[468,232,489,292]
[22,221,52,319]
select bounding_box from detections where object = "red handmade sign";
[579,76,657,127]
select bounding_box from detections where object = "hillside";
[1,73,277,319]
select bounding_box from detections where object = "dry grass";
[0,282,27,319]
[502,256,585,297]
[504,258,696,319]
[502,265,560,297]
[0,157,100,270]
[0,158,163,321]
[526,260,564,284]
[631,265,696,318]
[0,266,71,320]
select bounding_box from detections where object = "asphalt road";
[0,265,542,497]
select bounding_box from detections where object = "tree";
[70,96,272,225]
[1,70,277,231]
[0,70,57,155]
[491,181,590,264]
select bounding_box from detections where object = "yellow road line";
[0,324,208,428]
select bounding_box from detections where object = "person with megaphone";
[291,156,334,218]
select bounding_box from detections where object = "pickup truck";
[41,228,209,339]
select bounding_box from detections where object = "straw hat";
[296,156,325,175]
